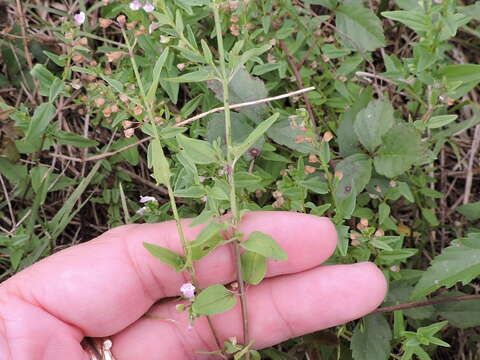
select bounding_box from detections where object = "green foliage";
[192,284,237,316]
[241,231,288,261]
[143,242,186,271]
[351,314,392,360]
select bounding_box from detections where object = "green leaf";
[173,185,206,198]
[379,202,390,224]
[241,250,267,285]
[434,291,480,329]
[150,139,171,185]
[374,124,424,178]
[351,314,392,360]
[176,134,217,164]
[381,10,431,33]
[55,130,99,148]
[299,176,329,194]
[143,242,186,271]
[48,77,65,103]
[146,48,169,102]
[267,117,316,154]
[457,202,480,220]
[437,64,480,84]
[233,113,279,159]
[241,231,288,261]
[428,115,457,129]
[191,221,225,247]
[335,153,372,199]
[167,68,217,83]
[412,234,480,299]
[335,4,386,52]
[30,64,55,96]
[207,67,268,123]
[421,208,439,226]
[192,284,237,315]
[354,99,395,153]
[26,103,56,140]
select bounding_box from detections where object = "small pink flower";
[129,0,142,10]
[143,2,155,12]
[140,196,156,203]
[74,12,86,26]
[180,283,196,300]
[136,207,146,215]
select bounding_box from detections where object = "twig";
[463,124,480,205]
[50,87,316,162]
[0,174,15,230]
[355,71,414,86]
[374,294,480,313]
[115,166,168,195]
[278,41,318,129]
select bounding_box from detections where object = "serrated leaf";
[207,67,268,123]
[351,314,392,360]
[335,4,386,52]
[374,124,424,178]
[192,284,237,315]
[143,242,185,271]
[354,100,395,153]
[412,234,480,299]
[233,113,279,159]
[26,103,56,140]
[241,231,287,261]
[241,250,267,285]
[176,134,217,164]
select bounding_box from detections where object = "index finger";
[0,211,337,336]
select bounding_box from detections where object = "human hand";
[0,211,387,359]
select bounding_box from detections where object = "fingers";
[0,212,337,337]
[112,263,387,360]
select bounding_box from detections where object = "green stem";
[213,4,250,355]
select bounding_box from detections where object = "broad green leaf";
[190,230,224,261]
[200,39,213,64]
[335,4,386,52]
[434,291,480,329]
[241,231,288,261]
[457,202,480,220]
[192,284,237,315]
[55,130,98,148]
[241,250,267,285]
[48,77,65,103]
[354,99,395,153]
[146,48,169,102]
[379,202,390,224]
[381,10,430,33]
[176,134,217,164]
[233,113,279,159]
[167,68,217,83]
[428,115,457,129]
[30,64,55,96]
[298,176,329,194]
[191,221,225,246]
[207,67,268,123]
[150,139,171,185]
[143,242,186,271]
[335,153,372,199]
[267,116,316,154]
[351,314,392,360]
[26,103,56,140]
[173,185,206,198]
[374,124,424,178]
[412,234,480,299]
[437,64,480,84]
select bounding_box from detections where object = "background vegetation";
[1,0,480,358]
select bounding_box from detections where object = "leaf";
[428,115,457,129]
[26,103,56,140]
[412,234,480,299]
[351,314,392,360]
[457,202,480,220]
[176,134,217,164]
[146,48,169,102]
[374,124,424,178]
[150,139,171,185]
[437,64,480,84]
[192,284,237,315]
[241,231,288,261]
[354,99,395,153]
[233,113,279,159]
[335,4,386,52]
[190,221,225,247]
[381,10,431,33]
[55,130,98,148]
[434,291,480,329]
[48,77,65,103]
[207,67,268,123]
[335,153,372,199]
[167,68,217,83]
[30,64,55,96]
[241,250,267,285]
[267,116,316,154]
[298,176,329,194]
[143,242,186,272]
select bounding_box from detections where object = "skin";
[0,211,387,359]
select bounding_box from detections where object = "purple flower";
[136,207,146,215]
[129,0,142,10]
[180,283,196,300]
[140,196,156,203]
[74,12,86,26]
[143,2,155,12]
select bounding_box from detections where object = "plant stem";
[374,293,480,313]
[213,4,250,353]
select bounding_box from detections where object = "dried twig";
[51,87,316,162]
[463,124,480,205]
